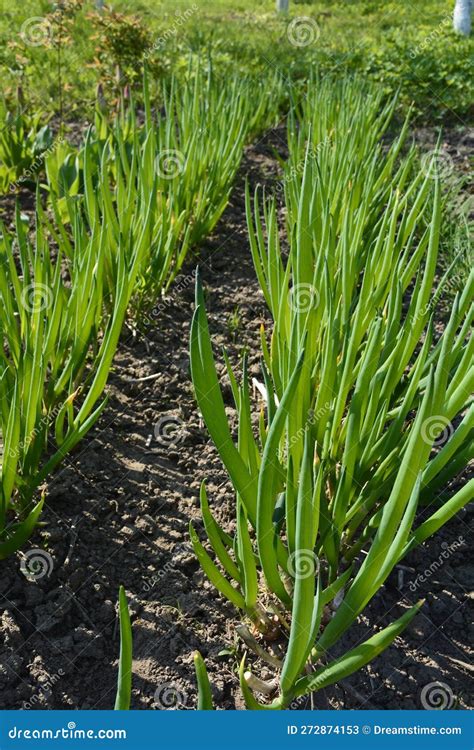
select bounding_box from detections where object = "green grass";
[2,0,473,122]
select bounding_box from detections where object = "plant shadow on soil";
[0,128,472,711]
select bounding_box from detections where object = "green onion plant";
[115,585,133,711]
[45,68,284,316]
[0,196,146,558]
[189,80,474,709]
[0,65,282,559]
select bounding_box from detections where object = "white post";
[276,0,289,12]
[453,0,472,34]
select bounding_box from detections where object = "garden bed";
[0,128,471,711]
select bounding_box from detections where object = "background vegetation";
[2,0,473,123]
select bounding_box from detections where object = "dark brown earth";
[0,128,472,712]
